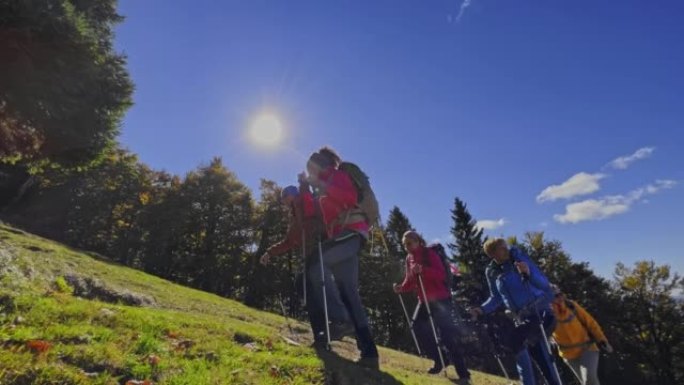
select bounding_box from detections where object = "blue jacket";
[481,247,553,315]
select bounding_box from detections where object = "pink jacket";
[397,245,450,303]
[302,167,369,239]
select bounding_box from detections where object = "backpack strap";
[564,299,596,342]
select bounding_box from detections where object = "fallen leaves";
[165,330,180,339]
[147,354,161,366]
[26,340,51,354]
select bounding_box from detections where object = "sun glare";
[249,112,284,148]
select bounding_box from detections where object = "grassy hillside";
[0,224,513,385]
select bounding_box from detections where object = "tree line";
[1,151,682,385]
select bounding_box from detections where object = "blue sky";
[114,0,683,279]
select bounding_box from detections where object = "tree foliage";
[611,261,684,385]
[0,0,133,167]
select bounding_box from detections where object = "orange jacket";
[551,299,608,360]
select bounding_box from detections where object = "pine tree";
[449,197,488,304]
[384,206,414,259]
[359,208,417,352]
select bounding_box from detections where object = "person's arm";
[260,214,300,265]
[396,256,417,292]
[264,217,300,258]
[301,190,316,218]
[573,301,608,343]
[481,269,503,314]
[513,248,552,294]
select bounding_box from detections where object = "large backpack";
[338,161,380,227]
[423,243,459,292]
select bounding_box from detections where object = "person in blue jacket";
[469,238,561,385]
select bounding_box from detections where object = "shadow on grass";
[314,346,404,385]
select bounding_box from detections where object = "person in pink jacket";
[303,147,379,369]
[394,231,472,384]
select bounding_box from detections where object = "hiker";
[393,231,472,384]
[303,146,379,369]
[550,284,613,385]
[469,238,561,385]
[259,185,327,345]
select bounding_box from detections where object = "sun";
[249,112,284,148]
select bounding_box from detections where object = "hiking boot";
[355,356,380,370]
[329,321,354,341]
[427,361,443,375]
[456,378,473,385]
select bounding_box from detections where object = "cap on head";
[281,185,299,200]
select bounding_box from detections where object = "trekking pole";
[536,312,564,385]
[417,274,447,377]
[370,225,375,254]
[494,354,512,383]
[302,233,307,306]
[482,322,513,383]
[489,337,513,384]
[318,238,331,349]
[278,295,296,340]
[397,293,422,355]
[378,224,391,256]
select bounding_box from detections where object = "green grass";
[0,224,513,384]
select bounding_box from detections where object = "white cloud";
[454,0,472,23]
[476,218,506,231]
[608,147,655,170]
[429,234,454,246]
[554,179,677,224]
[537,172,606,203]
[553,199,629,224]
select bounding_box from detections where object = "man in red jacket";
[303,147,379,369]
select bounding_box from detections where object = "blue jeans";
[308,232,377,357]
[308,232,369,328]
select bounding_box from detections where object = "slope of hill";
[0,224,512,385]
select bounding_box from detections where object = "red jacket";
[265,194,320,257]
[302,167,369,239]
[397,245,450,303]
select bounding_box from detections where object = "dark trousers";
[413,299,471,379]
[511,309,560,385]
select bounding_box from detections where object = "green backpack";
[338,162,380,227]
